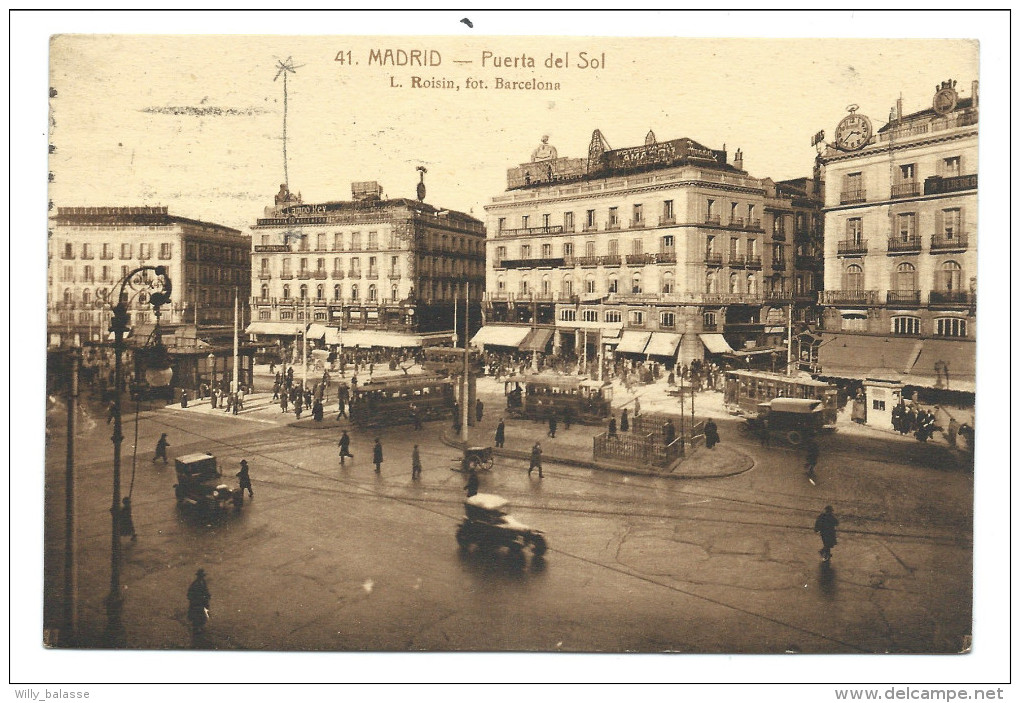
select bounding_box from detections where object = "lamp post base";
[103,591,126,648]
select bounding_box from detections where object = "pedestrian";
[338,431,353,466]
[494,418,506,448]
[704,419,720,449]
[236,459,254,498]
[620,408,629,432]
[373,438,384,474]
[106,399,116,423]
[758,416,771,447]
[804,437,820,485]
[410,403,422,430]
[312,398,324,422]
[633,397,641,417]
[412,444,422,480]
[280,392,289,413]
[186,568,211,635]
[528,442,543,478]
[118,497,137,541]
[152,433,170,463]
[464,467,479,497]
[295,394,303,419]
[547,413,557,438]
[180,390,189,409]
[200,382,208,400]
[236,388,245,412]
[475,398,484,423]
[814,505,839,562]
[562,405,573,430]
[664,420,676,447]
[210,388,218,409]
[608,416,617,438]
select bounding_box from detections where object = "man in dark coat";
[608,417,617,437]
[410,403,422,430]
[153,433,170,463]
[620,409,629,432]
[186,569,211,634]
[464,468,479,497]
[312,398,324,422]
[373,438,384,473]
[118,497,137,540]
[280,392,289,413]
[704,419,720,449]
[494,418,506,448]
[338,431,353,466]
[528,442,543,478]
[236,459,254,498]
[814,505,839,561]
[804,438,820,484]
[664,420,676,447]
[411,445,422,480]
[180,390,189,409]
[475,399,484,423]
[547,413,557,438]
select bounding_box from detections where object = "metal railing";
[837,239,868,255]
[929,290,974,305]
[886,290,921,305]
[930,233,969,250]
[704,215,721,225]
[818,289,879,305]
[705,253,723,266]
[887,236,922,253]
[891,182,920,198]
[840,190,867,204]
[659,215,676,226]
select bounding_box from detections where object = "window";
[706,199,715,217]
[281,310,293,320]
[730,237,739,257]
[367,231,378,250]
[388,230,399,249]
[316,233,327,251]
[873,399,886,412]
[899,164,916,182]
[561,277,572,296]
[844,264,864,291]
[521,244,531,259]
[560,309,577,322]
[542,243,552,257]
[585,275,596,294]
[631,274,641,294]
[661,235,674,251]
[521,215,529,229]
[846,172,863,191]
[562,242,573,257]
[586,210,596,228]
[259,310,271,320]
[897,213,916,240]
[368,256,378,275]
[772,243,785,266]
[661,273,674,294]
[298,235,309,252]
[62,265,73,282]
[942,209,962,238]
[496,246,506,263]
[633,204,643,225]
[846,218,863,242]
[391,284,399,300]
[942,156,961,177]
[731,202,739,222]
[519,278,529,295]
[81,288,91,305]
[139,243,151,260]
[705,271,717,293]
[939,261,962,291]
[631,239,643,255]
[350,256,360,274]
[299,257,309,274]
[542,214,551,229]
[368,285,377,301]
[663,200,674,222]
[747,204,756,223]
[585,241,595,257]
[841,314,867,332]
[316,284,325,300]
[747,238,757,257]
[608,276,618,293]
[604,310,622,323]
[497,276,505,292]
[895,262,917,291]
[62,242,74,259]
[703,311,717,329]
[282,284,291,299]
[892,316,920,335]
[351,284,359,300]
[935,318,967,337]
[333,233,343,250]
[660,312,676,328]
[608,239,618,256]
[299,285,308,299]
[608,207,619,226]
[542,276,552,294]
[81,243,93,259]
[706,235,716,254]
[564,212,574,231]
[350,232,361,250]
[628,310,644,325]
[729,272,740,294]
[773,215,785,235]
[102,243,113,259]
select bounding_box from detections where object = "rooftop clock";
[933,79,958,115]
[834,106,872,151]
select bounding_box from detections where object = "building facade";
[815,79,977,396]
[48,206,250,347]
[480,131,823,371]
[247,182,485,349]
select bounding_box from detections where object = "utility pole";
[786,302,793,376]
[461,282,471,442]
[62,337,81,646]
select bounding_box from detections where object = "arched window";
[729,273,740,294]
[746,274,757,295]
[585,274,596,294]
[81,289,91,305]
[562,276,572,296]
[351,284,359,301]
[608,275,618,294]
[97,288,108,303]
[520,277,529,295]
[940,260,962,291]
[542,275,551,294]
[661,272,674,294]
[261,284,269,300]
[368,284,377,301]
[333,284,341,300]
[895,262,917,291]
[391,284,399,300]
[705,272,717,294]
[631,274,641,294]
[497,276,505,292]
[844,264,863,291]
[316,284,324,300]
[299,285,308,299]
[283,284,291,299]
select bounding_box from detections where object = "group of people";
[891,401,939,442]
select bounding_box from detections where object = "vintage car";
[456,494,547,557]
[173,452,242,513]
[740,397,834,446]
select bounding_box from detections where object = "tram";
[504,373,613,425]
[722,370,838,426]
[350,375,456,427]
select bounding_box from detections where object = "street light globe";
[145,365,174,388]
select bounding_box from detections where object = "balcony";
[704,253,723,266]
[603,255,622,267]
[348,270,361,278]
[629,219,646,229]
[331,270,344,279]
[891,181,920,198]
[279,273,294,280]
[656,251,677,264]
[626,253,654,266]
[923,173,977,195]
[100,252,114,260]
[658,215,676,226]
[771,258,787,269]
[930,233,969,251]
[886,290,921,306]
[746,219,763,230]
[840,190,867,205]
[258,271,272,280]
[297,271,311,280]
[574,256,599,267]
[929,291,975,306]
[771,229,786,241]
[582,223,599,232]
[837,239,868,256]
[727,254,746,268]
[606,221,621,231]
[314,270,328,279]
[496,257,566,270]
[729,217,744,228]
[388,271,401,279]
[745,255,762,269]
[498,225,564,237]
[819,289,880,306]
[887,236,921,254]
[365,271,379,280]
[81,253,94,260]
[704,215,721,225]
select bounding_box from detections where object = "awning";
[644,332,682,358]
[470,325,530,348]
[616,331,651,354]
[323,328,343,345]
[765,326,787,334]
[902,338,975,393]
[333,330,422,348]
[245,322,302,336]
[817,334,924,378]
[699,333,734,354]
[306,323,328,340]
[733,347,785,357]
[518,328,553,352]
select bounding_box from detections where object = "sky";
[12,9,1012,693]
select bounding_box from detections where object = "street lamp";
[105,265,173,646]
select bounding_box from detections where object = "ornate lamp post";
[105,265,173,646]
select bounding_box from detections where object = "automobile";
[173,452,243,513]
[456,494,547,557]
[740,397,834,446]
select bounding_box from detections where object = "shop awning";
[323,328,343,345]
[245,322,302,336]
[699,333,734,354]
[470,325,530,348]
[817,334,923,378]
[644,332,682,358]
[306,323,328,340]
[518,328,553,352]
[902,338,976,393]
[333,330,422,348]
[616,331,651,354]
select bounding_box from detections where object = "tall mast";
[232,288,239,395]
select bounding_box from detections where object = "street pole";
[679,366,686,454]
[105,300,129,647]
[461,282,470,443]
[786,302,793,377]
[61,337,81,646]
[302,298,308,391]
[232,289,239,395]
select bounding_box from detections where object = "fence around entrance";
[593,413,706,469]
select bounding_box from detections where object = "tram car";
[722,369,838,427]
[504,373,613,425]
[350,375,456,428]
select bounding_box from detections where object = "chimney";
[896,96,903,122]
[971,80,979,107]
[733,148,743,171]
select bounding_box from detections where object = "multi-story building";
[48,206,250,347]
[815,79,977,399]
[246,182,485,348]
[479,131,823,371]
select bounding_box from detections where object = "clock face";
[835,113,873,151]
[933,88,957,115]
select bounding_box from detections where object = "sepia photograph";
[12,9,1009,693]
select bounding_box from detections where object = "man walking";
[528,441,543,478]
[186,569,211,635]
[547,413,557,438]
[338,431,353,466]
[814,505,839,562]
[494,418,505,448]
[372,438,384,474]
[411,444,422,480]
[118,497,137,541]
[475,398,484,423]
[153,433,170,464]
[236,459,254,499]
[804,437,820,485]
[464,467,479,497]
